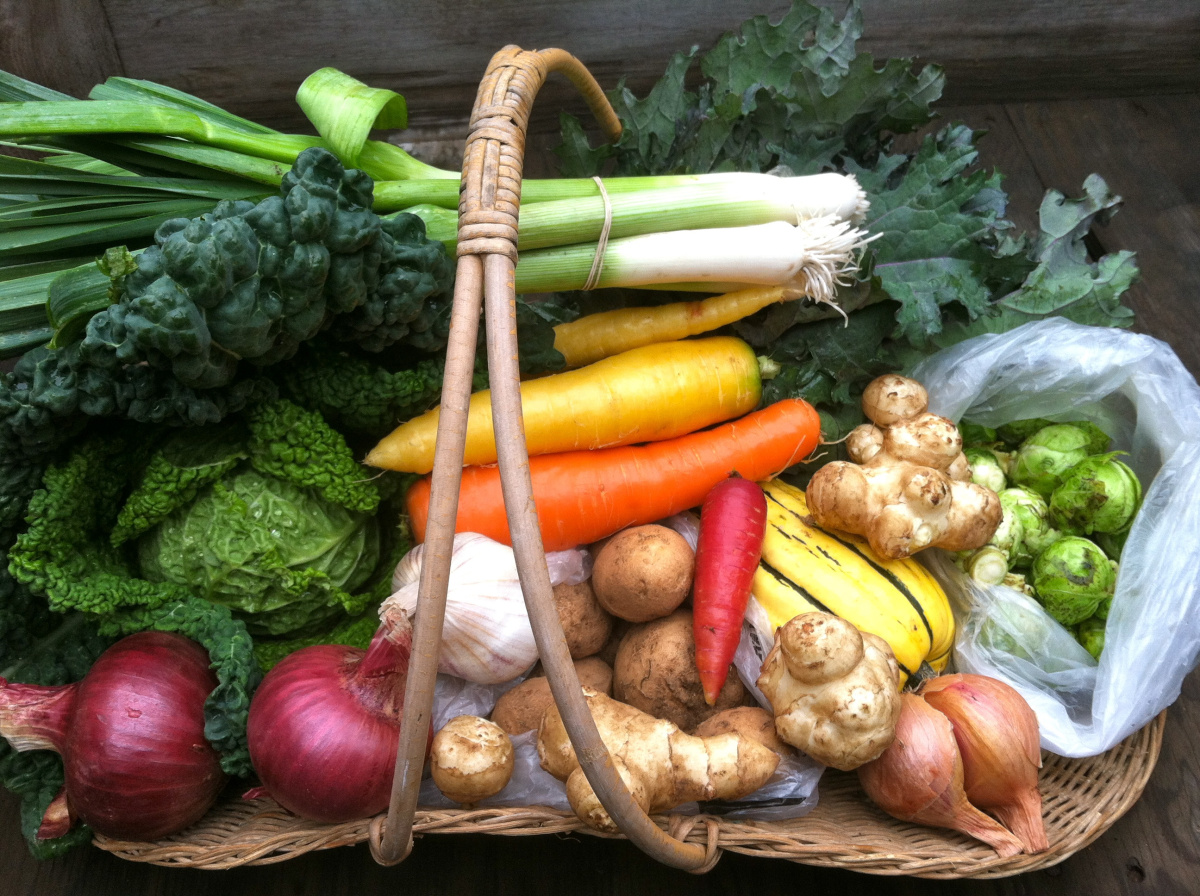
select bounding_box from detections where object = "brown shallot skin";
[920,673,1049,853]
[857,691,1024,857]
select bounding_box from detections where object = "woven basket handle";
[368,45,718,874]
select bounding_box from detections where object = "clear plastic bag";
[909,318,1200,756]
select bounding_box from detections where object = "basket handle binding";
[367,46,719,873]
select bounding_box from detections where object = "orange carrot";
[404,398,820,552]
[692,475,768,705]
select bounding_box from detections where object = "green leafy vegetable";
[555,0,1138,428]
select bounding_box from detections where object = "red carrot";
[405,398,820,552]
[692,476,768,705]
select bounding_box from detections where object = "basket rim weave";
[92,710,1165,878]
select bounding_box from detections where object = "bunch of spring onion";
[0,66,871,358]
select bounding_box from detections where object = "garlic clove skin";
[383,533,539,684]
[857,692,1025,857]
[921,673,1049,853]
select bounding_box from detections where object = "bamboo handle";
[369,45,717,873]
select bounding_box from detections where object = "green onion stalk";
[0,67,872,354]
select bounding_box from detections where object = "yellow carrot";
[365,336,761,474]
[552,285,800,369]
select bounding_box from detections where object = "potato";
[553,579,613,659]
[490,657,614,736]
[612,608,748,731]
[591,525,694,623]
[693,706,794,756]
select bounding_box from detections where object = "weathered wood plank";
[67,0,1200,138]
[0,0,123,97]
[1003,94,1200,374]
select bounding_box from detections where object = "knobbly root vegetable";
[537,687,779,833]
[553,579,614,659]
[755,612,902,771]
[366,336,762,474]
[591,525,695,623]
[405,397,821,551]
[857,692,1025,857]
[805,373,1002,560]
[613,609,750,732]
[692,706,794,757]
[490,657,614,736]
[430,715,515,805]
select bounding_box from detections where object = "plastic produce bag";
[909,318,1200,756]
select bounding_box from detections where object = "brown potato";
[553,579,613,659]
[490,657,614,736]
[612,609,748,731]
[591,525,694,623]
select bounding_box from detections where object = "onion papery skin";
[40,632,225,840]
[857,691,1024,857]
[247,632,412,823]
[921,673,1049,853]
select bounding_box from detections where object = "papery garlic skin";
[384,533,539,684]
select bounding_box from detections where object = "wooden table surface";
[1,92,1198,896]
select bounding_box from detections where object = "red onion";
[0,631,227,840]
[246,609,418,823]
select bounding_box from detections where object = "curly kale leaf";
[111,424,247,546]
[252,606,381,672]
[325,213,455,353]
[245,398,380,513]
[279,342,448,436]
[98,598,260,778]
[8,434,188,616]
[555,0,942,178]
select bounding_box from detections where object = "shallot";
[857,691,1024,857]
[0,631,226,841]
[246,608,418,823]
[921,673,1049,852]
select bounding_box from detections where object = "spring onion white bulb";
[513,216,872,302]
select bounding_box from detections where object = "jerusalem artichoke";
[537,688,778,832]
[756,612,902,771]
[806,373,1001,560]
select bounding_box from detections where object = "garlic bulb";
[384,533,539,684]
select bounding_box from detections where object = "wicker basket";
[92,711,1164,877]
[94,44,1167,878]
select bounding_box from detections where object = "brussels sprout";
[961,544,1010,585]
[959,421,998,447]
[1010,423,1106,498]
[1075,616,1106,660]
[995,417,1058,448]
[1095,528,1129,561]
[965,446,1009,492]
[999,486,1061,566]
[1031,536,1117,626]
[987,497,1026,562]
[1049,452,1143,535]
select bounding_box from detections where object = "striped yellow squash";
[752,479,955,686]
